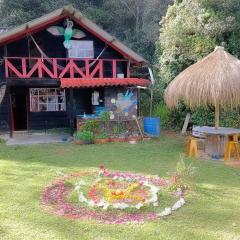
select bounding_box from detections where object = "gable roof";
[0,5,148,65]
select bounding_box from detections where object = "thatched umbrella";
[165,46,240,128]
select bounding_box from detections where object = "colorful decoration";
[40,167,186,224]
[47,19,86,49]
[115,90,137,114]
[75,177,159,210]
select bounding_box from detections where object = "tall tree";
[157,0,240,83]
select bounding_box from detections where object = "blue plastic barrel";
[143,117,160,137]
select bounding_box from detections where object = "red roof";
[60,78,150,88]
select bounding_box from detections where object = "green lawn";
[1,133,240,240]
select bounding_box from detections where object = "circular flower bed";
[41,166,186,224]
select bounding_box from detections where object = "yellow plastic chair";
[186,137,199,158]
[224,141,240,161]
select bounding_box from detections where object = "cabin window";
[29,88,66,112]
[68,40,94,58]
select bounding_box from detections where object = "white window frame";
[29,88,66,112]
[68,40,94,59]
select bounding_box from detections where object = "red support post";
[5,58,9,78]
[85,59,90,78]
[112,60,117,78]
[37,58,43,78]
[22,58,27,77]
[52,58,58,78]
[69,59,74,78]
[99,59,103,78]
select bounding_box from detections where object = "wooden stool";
[186,137,199,157]
[224,141,240,161]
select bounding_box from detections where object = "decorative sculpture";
[47,19,86,49]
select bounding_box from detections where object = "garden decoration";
[47,19,86,49]
[41,166,186,224]
[110,90,137,119]
[165,46,240,129]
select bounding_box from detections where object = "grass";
[1,133,240,240]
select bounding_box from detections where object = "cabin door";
[11,89,28,130]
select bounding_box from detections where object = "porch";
[5,132,69,145]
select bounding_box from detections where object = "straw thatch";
[165,46,240,110]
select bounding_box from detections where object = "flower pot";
[110,137,126,143]
[95,138,110,144]
[75,140,83,145]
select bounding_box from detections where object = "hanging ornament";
[47,19,86,49]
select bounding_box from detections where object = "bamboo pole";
[215,102,220,129]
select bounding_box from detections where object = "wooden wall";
[0,85,9,132]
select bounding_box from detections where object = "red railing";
[4,57,131,79]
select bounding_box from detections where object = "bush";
[96,132,109,139]
[164,105,240,130]
[80,120,99,133]
[74,130,95,142]
[153,103,170,129]
[99,111,110,122]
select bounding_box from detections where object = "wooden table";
[192,126,240,158]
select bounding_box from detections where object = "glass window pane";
[48,104,56,111]
[39,88,48,95]
[58,104,65,111]
[58,96,65,103]
[49,89,56,95]
[31,96,38,112]
[48,96,56,104]
[39,104,47,111]
[30,88,38,96]
[39,96,47,103]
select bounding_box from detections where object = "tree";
[155,0,240,128]
[157,0,240,83]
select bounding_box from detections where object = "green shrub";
[74,130,95,142]
[153,103,170,129]
[80,120,99,133]
[96,131,109,139]
[164,106,240,130]
[99,111,110,122]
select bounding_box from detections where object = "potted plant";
[95,132,110,144]
[110,125,127,142]
[74,130,95,144]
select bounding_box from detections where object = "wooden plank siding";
[0,85,9,132]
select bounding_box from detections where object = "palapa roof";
[165,46,240,109]
[0,5,147,65]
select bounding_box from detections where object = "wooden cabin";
[0,5,150,136]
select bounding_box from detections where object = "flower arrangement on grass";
[40,166,186,224]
